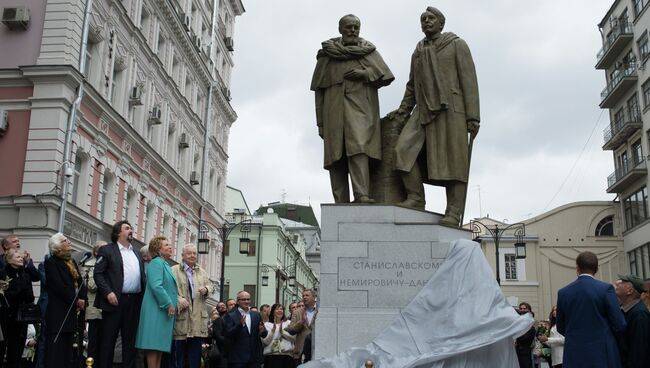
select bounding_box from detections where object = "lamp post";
[260,264,285,303]
[199,215,252,300]
[470,220,526,285]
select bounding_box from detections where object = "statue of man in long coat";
[390,6,480,226]
[312,14,394,203]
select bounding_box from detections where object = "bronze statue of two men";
[312,7,480,227]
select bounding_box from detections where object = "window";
[618,150,629,173]
[642,79,650,108]
[628,243,650,278]
[632,139,644,165]
[628,94,640,119]
[243,284,256,306]
[623,186,649,229]
[247,240,257,257]
[499,247,526,281]
[99,171,115,222]
[504,254,517,280]
[223,285,229,300]
[634,0,648,17]
[224,239,230,256]
[595,215,614,236]
[71,156,82,205]
[639,32,650,60]
[613,108,624,130]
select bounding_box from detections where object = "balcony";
[607,157,648,193]
[603,110,642,150]
[600,64,638,108]
[596,21,634,69]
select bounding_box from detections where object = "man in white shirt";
[223,291,267,367]
[94,221,146,368]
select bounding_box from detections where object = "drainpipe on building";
[200,0,219,201]
[198,0,220,288]
[57,0,94,232]
[255,224,262,305]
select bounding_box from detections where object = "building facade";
[470,201,624,320]
[0,0,244,289]
[223,187,319,307]
[597,0,650,278]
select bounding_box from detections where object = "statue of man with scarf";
[312,14,394,203]
[389,6,480,227]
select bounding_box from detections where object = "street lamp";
[197,221,210,254]
[261,266,270,287]
[470,220,526,285]
[239,237,250,254]
[211,215,252,300]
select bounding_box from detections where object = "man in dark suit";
[615,274,650,368]
[557,251,626,368]
[223,291,267,368]
[94,220,146,368]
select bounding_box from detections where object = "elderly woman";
[135,236,177,368]
[44,233,87,367]
[261,303,296,368]
[2,248,36,368]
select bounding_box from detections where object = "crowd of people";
[0,220,317,368]
[514,251,650,368]
[4,222,649,368]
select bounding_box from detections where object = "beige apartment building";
[471,201,624,320]
[596,0,650,279]
[0,0,244,294]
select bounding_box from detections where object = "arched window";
[595,215,614,236]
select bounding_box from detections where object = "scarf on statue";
[415,32,458,118]
[318,37,376,61]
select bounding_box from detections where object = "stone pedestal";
[314,204,471,359]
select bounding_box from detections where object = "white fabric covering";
[303,238,534,368]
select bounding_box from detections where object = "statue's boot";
[439,205,462,227]
[354,195,376,204]
[398,166,425,210]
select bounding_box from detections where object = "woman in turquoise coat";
[135,236,178,368]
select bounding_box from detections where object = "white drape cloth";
[303,239,534,368]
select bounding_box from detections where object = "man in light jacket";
[171,244,214,368]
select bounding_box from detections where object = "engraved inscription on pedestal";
[337,242,449,307]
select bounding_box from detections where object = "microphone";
[78,252,92,265]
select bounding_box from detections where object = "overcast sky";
[226,0,616,224]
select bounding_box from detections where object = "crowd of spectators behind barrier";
[2,228,649,368]
[0,221,317,368]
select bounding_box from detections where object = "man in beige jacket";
[287,289,317,365]
[170,244,214,368]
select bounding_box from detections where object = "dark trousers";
[3,320,27,368]
[171,338,203,368]
[45,332,74,367]
[263,355,295,368]
[34,320,46,368]
[302,333,312,363]
[86,319,101,362]
[228,363,261,368]
[97,294,141,368]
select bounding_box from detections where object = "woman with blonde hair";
[135,236,178,368]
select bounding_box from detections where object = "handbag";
[207,339,221,361]
[16,303,41,324]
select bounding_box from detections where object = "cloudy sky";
[226,0,616,223]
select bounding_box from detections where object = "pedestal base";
[314,204,471,359]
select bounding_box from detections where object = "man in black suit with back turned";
[94,220,146,368]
